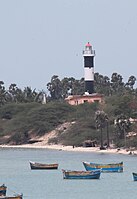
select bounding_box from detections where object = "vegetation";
[0,72,137,148]
[0,102,75,144]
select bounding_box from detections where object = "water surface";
[0,148,136,199]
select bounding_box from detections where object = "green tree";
[111,73,124,94]
[114,114,131,147]
[23,87,37,102]
[0,81,7,106]
[61,77,70,98]
[94,73,111,96]
[125,75,136,90]
[47,76,85,101]
[47,75,63,100]
[71,78,84,95]
[8,84,19,103]
[95,110,108,149]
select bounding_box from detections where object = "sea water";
[0,148,137,199]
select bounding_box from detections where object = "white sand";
[0,128,136,155]
[0,124,136,155]
[0,143,136,155]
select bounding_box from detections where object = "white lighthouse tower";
[83,42,95,94]
[65,42,103,105]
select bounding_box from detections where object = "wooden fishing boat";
[62,169,101,179]
[83,161,123,172]
[132,172,137,181]
[29,161,58,170]
[0,184,7,196]
[0,194,23,199]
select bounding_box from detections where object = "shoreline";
[0,144,136,155]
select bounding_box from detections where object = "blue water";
[0,148,137,199]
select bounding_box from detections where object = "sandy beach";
[0,143,136,156]
[0,124,134,156]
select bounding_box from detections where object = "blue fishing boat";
[83,161,123,173]
[132,172,137,181]
[62,169,101,179]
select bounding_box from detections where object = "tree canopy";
[0,72,137,148]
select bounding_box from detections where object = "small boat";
[29,161,58,170]
[0,184,7,196]
[83,161,123,172]
[62,169,101,179]
[0,194,23,199]
[132,172,137,181]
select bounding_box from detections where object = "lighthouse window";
[83,100,88,103]
[94,100,99,103]
[84,57,93,67]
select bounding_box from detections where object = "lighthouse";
[65,42,103,105]
[83,42,95,94]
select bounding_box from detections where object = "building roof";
[65,93,104,101]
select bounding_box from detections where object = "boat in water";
[132,172,137,181]
[29,161,58,170]
[0,194,23,199]
[0,184,7,196]
[83,161,123,172]
[62,169,101,179]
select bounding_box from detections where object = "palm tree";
[126,75,136,90]
[0,81,7,106]
[95,110,108,149]
[23,87,37,102]
[111,73,124,95]
[114,115,131,148]
[106,118,110,147]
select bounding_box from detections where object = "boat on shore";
[83,161,123,172]
[62,169,101,179]
[29,161,58,170]
[132,172,137,181]
[0,184,7,196]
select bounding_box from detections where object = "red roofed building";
[65,93,104,105]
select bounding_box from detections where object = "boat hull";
[0,195,22,199]
[133,172,137,181]
[29,161,58,170]
[62,169,101,179]
[83,162,123,173]
[0,184,7,196]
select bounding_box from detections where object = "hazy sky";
[0,0,137,91]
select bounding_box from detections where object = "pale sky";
[0,0,137,91]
